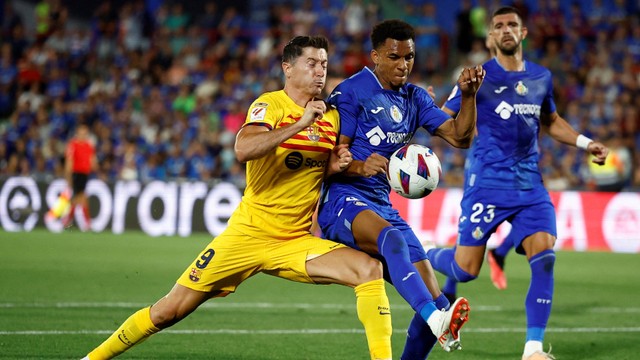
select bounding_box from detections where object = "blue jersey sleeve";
[442,85,461,114]
[415,86,450,134]
[327,85,358,139]
[541,74,556,115]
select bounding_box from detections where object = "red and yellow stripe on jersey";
[228,90,339,240]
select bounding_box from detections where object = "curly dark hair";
[370,19,415,50]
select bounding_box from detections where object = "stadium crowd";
[0,0,638,191]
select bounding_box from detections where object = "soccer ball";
[387,144,441,199]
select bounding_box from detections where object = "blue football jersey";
[444,58,556,190]
[325,67,450,206]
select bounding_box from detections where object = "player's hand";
[301,99,327,127]
[329,144,352,174]
[426,85,436,101]
[457,65,485,95]
[362,153,388,178]
[588,141,609,165]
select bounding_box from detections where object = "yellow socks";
[87,307,160,360]
[354,279,393,360]
[84,287,390,359]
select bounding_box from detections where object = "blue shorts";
[458,185,557,254]
[318,194,428,263]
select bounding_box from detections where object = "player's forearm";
[452,95,477,147]
[235,122,307,162]
[341,159,366,177]
[547,115,581,147]
[325,156,342,178]
[324,163,342,178]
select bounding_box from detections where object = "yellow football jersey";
[227,90,339,240]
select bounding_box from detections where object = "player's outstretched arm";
[541,111,609,165]
[434,65,485,148]
[235,99,326,162]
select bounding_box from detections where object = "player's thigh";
[509,189,557,255]
[262,233,381,287]
[319,195,390,254]
[306,246,382,287]
[457,187,513,273]
[352,210,392,254]
[176,229,263,294]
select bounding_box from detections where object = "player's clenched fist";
[301,99,327,127]
[362,152,388,178]
[329,143,353,173]
[457,65,485,94]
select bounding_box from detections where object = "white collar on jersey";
[365,66,384,88]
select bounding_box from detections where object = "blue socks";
[442,277,458,297]
[494,238,514,257]
[525,249,555,342]
[379,227,461,359]
[377,227,435,317]
[401,293,450,360]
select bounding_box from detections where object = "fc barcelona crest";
[306,125,320,142]
[189,268,202,282]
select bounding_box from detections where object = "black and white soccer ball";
[387,144,442,199]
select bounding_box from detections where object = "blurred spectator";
[292,0,317,36]
[0,0,638,193]
[1,2,23,40]
[343,0,366,38]
[469,0,488,43]
[408,3,441,71]
[583,129,633,192]
[63,123,96,231]
[455,0,474,55]
[8,23,29,62]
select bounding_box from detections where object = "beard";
[496,39,520,56]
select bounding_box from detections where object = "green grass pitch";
[1,229,639,359]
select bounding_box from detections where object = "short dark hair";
[492,6,523,24]
[282,36,329,63]
[370,19,415,50]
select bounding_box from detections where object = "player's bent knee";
[356,256,384,283]
[150,303,182,328]
[452,259,478,283]
[149,287,207,328]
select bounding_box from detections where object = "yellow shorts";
[176,227,346,294]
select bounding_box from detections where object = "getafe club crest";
[472,226,484,240]
[390,105,402,123]
[515,81,528,96]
